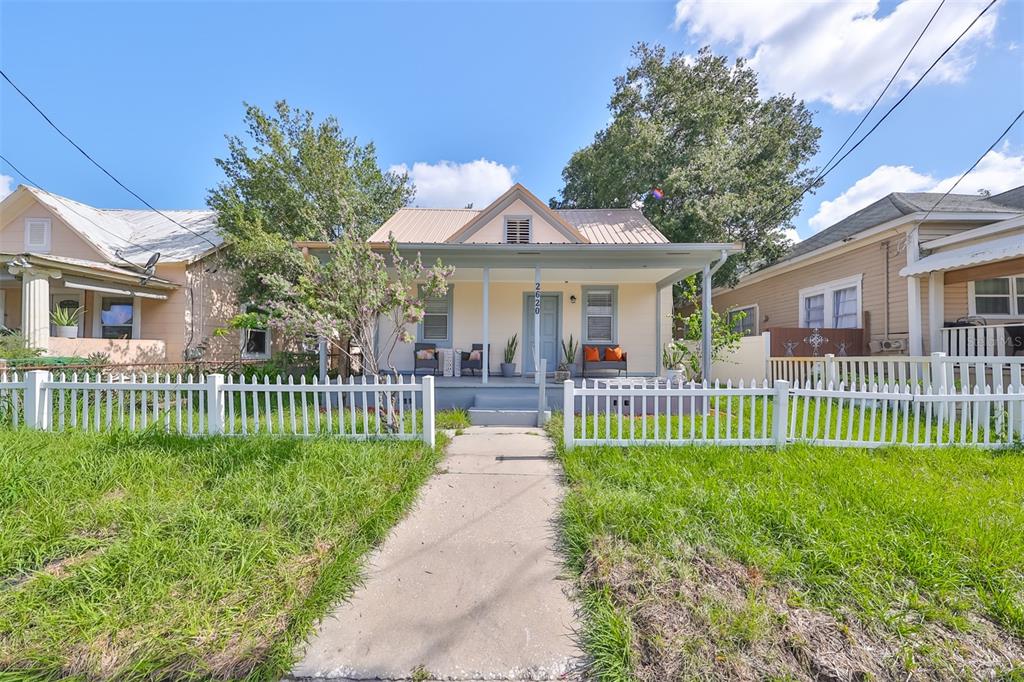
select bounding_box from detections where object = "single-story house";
[711,185,1024,357]
[0,185,261,364]
[303,183,743,384]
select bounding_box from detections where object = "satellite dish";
[144,252,161,272]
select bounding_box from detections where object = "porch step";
[472,393,538,410]
[468,408,551,427]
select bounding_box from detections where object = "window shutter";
[422,293,449,341]
[504,217,531,244]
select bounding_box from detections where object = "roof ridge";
[402,206,481,212]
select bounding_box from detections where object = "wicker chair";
[460,343,490,376]
[414,342,439,375]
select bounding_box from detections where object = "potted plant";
[560,334,578,377]
[554,362,570,382]
[663,341,688,383]
[51,306,83,339]
[501,334,518,377]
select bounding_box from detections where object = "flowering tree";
[261,234,453,382]
[670,275,744,382]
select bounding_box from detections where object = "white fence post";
[824,354,837,388]
[422,375,435,448]
[23,369,50,430]
[772,379,790,449]
[563,379,575,450]
[207,373,225,435]
[929,352,947,393]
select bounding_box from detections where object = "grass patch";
[436,408,471,431]
[0,428,444,680]
[549,415,1024,680]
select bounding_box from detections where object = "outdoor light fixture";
[570,295,577,304]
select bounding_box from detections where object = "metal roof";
[12,185,222,265]
[369,206,668,245]
[901,230,1024,277]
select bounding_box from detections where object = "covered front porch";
[375,242,743,385]
[904,216,1024,357]
[2,253,178,363]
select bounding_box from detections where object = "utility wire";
[0,69,219,247]
[0,152,161,257]
[768,0,998,234]
[918,108,1023,223]
[811,0,947,188]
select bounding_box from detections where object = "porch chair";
[460,343,490,376]
[414,343,439,376]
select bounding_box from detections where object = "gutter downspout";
[701,250,730,383]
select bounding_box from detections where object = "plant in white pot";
[662,342,688,383]
[51,306,84,339]
[501,334,518,377]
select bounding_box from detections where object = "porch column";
[9,263,61,353]
[928,270,945,354]
[654,285,663,377]
[534,265,541,385]
[482,267,489,384]
[701,263,712,383]
[906,227,923,356]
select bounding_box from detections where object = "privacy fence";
[0,371,435,446]
[562,376,1024,450]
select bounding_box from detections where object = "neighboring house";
[712,185,1024,357]
[305,183,742,380]
[0,185,263,364]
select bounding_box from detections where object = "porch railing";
[942,323,1024,357]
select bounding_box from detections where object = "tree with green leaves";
[552,44,821,285]
[208,100,414,304]
[668,275,745,382]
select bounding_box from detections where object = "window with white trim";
[419,286,452,344]
[240,304,271,358]
[799,275,862,329]
[970,275,1024,317]
[24,218,51,253]
[99,297,135,339]
[504,216,531,244]
[583,287,615,342]
[727,305,758,336]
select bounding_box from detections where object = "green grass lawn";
[0,428,444,681]
[550,416,1024,680]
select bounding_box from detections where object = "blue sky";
[1,0,1022,240]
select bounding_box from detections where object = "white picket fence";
[562,377,1024,450]
[3,370,435,446]
[769,353,1024,393]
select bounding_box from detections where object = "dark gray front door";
[523,293,560,375]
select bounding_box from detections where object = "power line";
[811,0,947,188]
[918,108,1023,223]
[0,69,219,248]
[0,152,160,257]
[768,0,998,234]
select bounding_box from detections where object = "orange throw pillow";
[604,346,623,361]
[583,345,600,362]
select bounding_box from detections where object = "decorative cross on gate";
[803,328,829,356]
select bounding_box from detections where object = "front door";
[523,293,560,375]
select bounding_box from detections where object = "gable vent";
[24,218,51,253]
[504,217,531,244]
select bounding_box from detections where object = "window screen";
[422,293,450,341]
[585,290,614,341]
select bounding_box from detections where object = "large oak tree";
[552,44,821,285]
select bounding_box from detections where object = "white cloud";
[390,158,516,208]
[0,174,13,200]
[673,0,998,112]
[808,148,1024,231]
[783,227,802,244]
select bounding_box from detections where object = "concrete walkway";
[290,426,582,681]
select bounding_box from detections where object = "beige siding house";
[309,184,742,380]
[0,185,251,364]
[712,186,1024,357]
